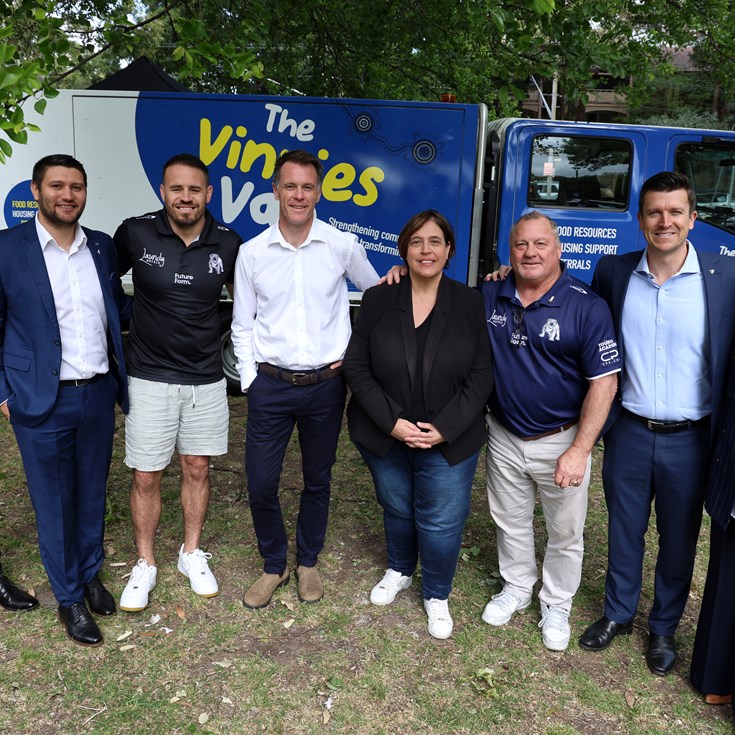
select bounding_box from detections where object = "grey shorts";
[125,376,229,471]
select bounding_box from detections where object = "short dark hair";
[639,171,696,215]
[509,210,560,246]
[162,153,209,184]
[32,154,87,188]
[273,150,323,186]
[397,209,456,263]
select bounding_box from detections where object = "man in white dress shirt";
[232,149,379,608]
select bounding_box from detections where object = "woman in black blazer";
[343,210,493,639]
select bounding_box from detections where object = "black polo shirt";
[114,209,242,384]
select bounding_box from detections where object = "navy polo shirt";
[115,209,242,384]
[482,266,620,438]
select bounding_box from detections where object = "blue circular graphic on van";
[412,140,436,164]
[354,113,374,133]
[3,180,36,226]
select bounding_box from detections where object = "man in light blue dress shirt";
[579,172,735,676]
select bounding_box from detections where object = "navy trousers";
[11,375,117,606]
[690,520,735,709]
[602,411,709,635]
[245,370,346,574]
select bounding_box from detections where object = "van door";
[497,124,647,284]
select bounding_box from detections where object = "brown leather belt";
[621,408,708,434]
[258,362,342,386]
[59,373,106,387]
[522,420,577,442]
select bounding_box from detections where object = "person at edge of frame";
[0,153,129,645]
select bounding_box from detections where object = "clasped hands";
[391,418,445,449]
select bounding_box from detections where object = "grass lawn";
[0,396,732,734]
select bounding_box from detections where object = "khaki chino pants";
[485,412,590,611]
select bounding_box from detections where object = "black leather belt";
[523,420,577,442]
[59,373,106,387]
[258,362,342,386]
[622,408,708,433]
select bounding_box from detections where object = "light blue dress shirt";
[620,242,710,421]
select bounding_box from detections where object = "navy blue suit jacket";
[0,219,129,427]
[592,248,735,442]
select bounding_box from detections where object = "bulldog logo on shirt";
[209,253,224,275]
[539,318,560,342]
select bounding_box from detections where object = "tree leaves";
[4,0,735,164]
[0,0,263,161]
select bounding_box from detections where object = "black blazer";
[343,275,494,465]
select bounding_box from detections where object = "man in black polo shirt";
[114,154,242,612]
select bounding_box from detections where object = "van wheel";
[220,329,242,396]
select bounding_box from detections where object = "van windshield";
[676,143,735,236]
[528,135,631,211]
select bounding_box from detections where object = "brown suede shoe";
[704,694,733,706]
[296,565,323,603]
[242,569,289,609]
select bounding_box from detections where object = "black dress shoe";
[84,574,116,616]
[0,573,39,611]
[58,603,103,646]
[646,634,676,676]
[579,615,633,650]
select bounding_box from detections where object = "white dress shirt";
[231,217,379,391]
[35,217,109,380]
[620,243,709,421]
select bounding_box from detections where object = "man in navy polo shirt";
[481,211,619,651]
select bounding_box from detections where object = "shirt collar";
[499,261,571,308]
[157,208,212,245]
[271,216,324,250]
[637,240,701,278]
[35,215,86,253]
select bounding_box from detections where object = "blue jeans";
[358,442,478,600]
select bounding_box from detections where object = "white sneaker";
[177,545,219,597]
[370,569,412,606]
[424,598,454,639]
[119,559,157,612]
[481,588,532,626]
[539,603,571,651]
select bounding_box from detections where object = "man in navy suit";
[579,172,735,675]
[0,154,129,646]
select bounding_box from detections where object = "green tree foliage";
[0,0,264,162]
[4,0,735,161]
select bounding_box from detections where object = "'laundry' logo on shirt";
[487,310,507,328]
[139,248,165,267]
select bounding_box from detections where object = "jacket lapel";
[423,275,450,385]
[398,279,417,391]
[21,221,59,329]
[699,253,725,386]
[84,229,116,321]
